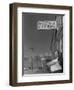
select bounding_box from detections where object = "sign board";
[37,21,57,30]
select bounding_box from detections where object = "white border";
[17,7,70,82]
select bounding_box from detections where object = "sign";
[37,21,57,30]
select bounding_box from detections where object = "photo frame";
[9,3,72,86]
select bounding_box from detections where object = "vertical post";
[30,48,34,71]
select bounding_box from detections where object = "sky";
[22,13,63,57]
